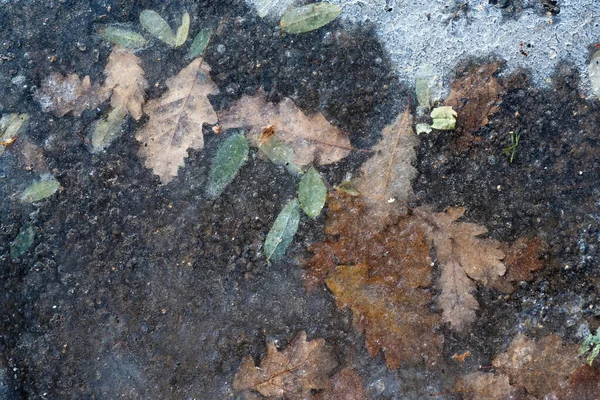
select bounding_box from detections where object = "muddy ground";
[1,1,600,399]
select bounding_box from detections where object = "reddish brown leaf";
[326,263,441,369]
[503,237,545,283]
[233,331,337,399]
[35,72,109,117]
[444,62,503,148]
[492,334,581,398]
[550,365,600,400]
[314,368,368,400]
[455,372,527,400]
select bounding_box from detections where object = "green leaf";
[334,180,359,196]
[415,78,431,109]
[298,166,326,218]
[280,2,342,34]
[264,198,300,263]
[19,177,60,203]
[186,28,213,59]
[140,9,176,46]
[206,133,249,199]
[97,25,147,49]
[0,113,29,156]
[174,12,190,47]
[430,106,457,130]
[90,107,127,153]
[415,123,432,135]
[10,223,35,260]
[258,136,302,176]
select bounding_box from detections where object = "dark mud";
[1,1,600,399]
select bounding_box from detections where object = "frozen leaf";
[10,223,35,260]
[219,89,351,167]
[139,9,176,46]
[298,166,326,219]
[314,368,368,400]
[97,25,147,49]
[417,207,505,331]
[103,47,148,120]
[11,138,48,172]
[355,105,418,225]
[550,365,600,400]
[233,331,337,399]
[186,28,213,59]
[0,113,29,156]
[444,62,503,144]
[20,177,60,203]
[175,12,190,47]
[326,263,441,369]
[256,133,303,176]
[135,59,219,183]
[503,237,545,283]
[580,327,600,366]
[493,334,580,398]
[588,50,600,98]
[430,106,457,130]
[415,123,432,135]
[333,180,358,196]
[455,372,526,400]
[34,73,109,117]
[415,77,431,109]
[280,2,342,34]
[206,133,249,199]
[90,107,127,153]
[264,198,300,263]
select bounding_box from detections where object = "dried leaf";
[11,138,48,172]
[550,365,600,400]
[90,107,127,153]
[492,334,581,398]
[20,177,60,203]
[34,73,109,117]
[589,50,600,98]
[10,223,35,260]
[187,28,213,59]
[218,89,351,167]
[314,368,368,400]
[174,12,190,47]
[135,59,219,183]
[298,166,326,219]
[355,105,418,224]
[103,47,148,120]
[97,25,147,49]
[233,331,337,399]
[326,263,441,369]
[206,133,249,199]
[455,372,526,400]
[418,207,505,331]
[280,2,342,34]
[264,198,300,263]
[503,237,545,282]
[444,62,503,145]
[139,9,176,46]
[0,113,29,156]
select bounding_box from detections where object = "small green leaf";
[206,133,249,199]
[334,180,359,196]
[280,2,342,34]
[258,137,302,176]
[415,123,432,135]
[415,78,431,109]
[186,28,213,59]
[20,177,60,203]
[264,198,300,263]
[430,106,457,130]
[97,25,147,49]
[298,166,326,219]
[174,12,190,47]
[10,223,35,260]
[140,9,176,46]
[90,107,127,153]
[0,113,29,156]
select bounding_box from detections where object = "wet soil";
[1,1,600,399]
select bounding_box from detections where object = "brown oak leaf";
[314,368,368,400]
[416,207,505,331]
[492,334,581,398]
[326,262,441,369]
[103,47,148,120]
[503,237,545,283]
[233,331,337,399]
[444,62,503,148]
[355,104,418,225]
[35,72,109,117]
[455,372,527,400]
[135,59,219,183]
[218,88,351,167]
